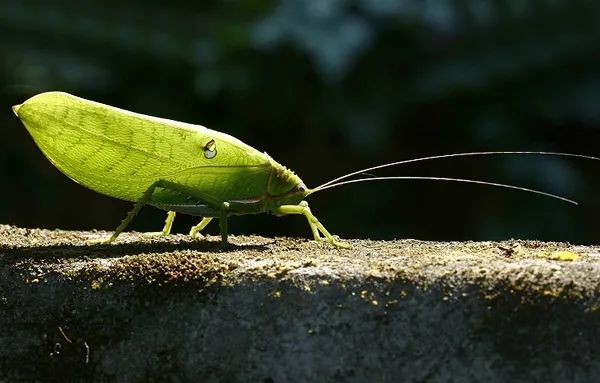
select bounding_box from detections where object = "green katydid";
[11,92,600,248]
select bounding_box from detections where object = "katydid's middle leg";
[189,217,213,238]
[143,211,177,238]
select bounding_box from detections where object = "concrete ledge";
[1,224,599,382]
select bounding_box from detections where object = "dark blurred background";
[1,0,599,243]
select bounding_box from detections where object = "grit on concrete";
[0,224,599,382]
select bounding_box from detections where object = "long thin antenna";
[309,176,578,205]
[314,151,600,191]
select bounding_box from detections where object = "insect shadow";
[0,238,271,261]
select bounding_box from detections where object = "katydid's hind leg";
[276,201,351,249]
[142,211,176,238]
[189,217,213,238]
[90,180,190,244]
[90,182,160,244]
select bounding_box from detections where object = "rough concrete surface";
[0,224,599,382]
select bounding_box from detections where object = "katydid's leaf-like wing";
[16,92,272,205]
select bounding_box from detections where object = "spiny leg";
[189,217,213,238]
[103,183,160,243]
[92,180,194,244]
[276,201,350,249]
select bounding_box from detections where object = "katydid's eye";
[203,139,217,159]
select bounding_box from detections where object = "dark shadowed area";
[1,1,599,243]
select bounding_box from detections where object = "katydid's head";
[267,158,309,205]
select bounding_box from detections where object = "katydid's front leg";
[299,201,321,241]
[276,201,351,249]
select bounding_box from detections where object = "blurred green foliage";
[1,0,599,242]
